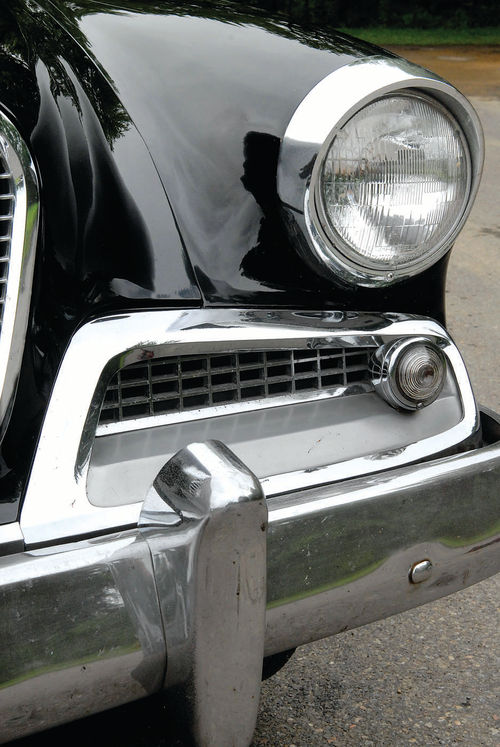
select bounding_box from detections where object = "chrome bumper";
[265,406,500,655]
[1,408,499,745]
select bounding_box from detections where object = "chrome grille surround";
[0,111,39,441]
[20,309,479,548]
[99,346,372,431]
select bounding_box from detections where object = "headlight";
[278,58,484,287]
[317,93,470,273]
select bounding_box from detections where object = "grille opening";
[104,389,118,406]
[267,364,291,378]
[152,360,177,377]
[239,352,263,366]
[268,381,292,395]
[296,377,319,391]
[181,358,207,374]
[321,373,343,387]
[182,375,208,391]
[213,389,238,404]
[240,367,263,383]
[99,346,372,426]
[154,398,180,414]
[152,380,178,396]
[121,365,148,382]
[212,371,235,386]
[183,393,210,409]
[121,402,150,419]
[211,354,235,369]
[0,199,13,217]
[121,384,149,402]
[295,359,318,374]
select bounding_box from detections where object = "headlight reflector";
[316,93,470,277]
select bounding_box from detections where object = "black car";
[0,3,498,745]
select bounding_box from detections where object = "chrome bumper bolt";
[409,559,433,584]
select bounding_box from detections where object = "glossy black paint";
[1,1,202,514]
[50,1,447,316]
[0,1,451,517]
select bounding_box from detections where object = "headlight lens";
[316,92,470,276]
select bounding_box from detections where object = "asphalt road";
[12,48,500,747]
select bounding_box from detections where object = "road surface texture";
[10,47,500,747]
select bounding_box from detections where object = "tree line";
[235,0,498,28]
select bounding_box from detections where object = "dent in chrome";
[278,56,484,287]
[140,441,267,747]
[0,110,39,441]
[20,309,478,547]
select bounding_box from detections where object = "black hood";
[0,2,449,520]
[42,1,424,310]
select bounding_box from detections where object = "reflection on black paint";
[240,131,324,290]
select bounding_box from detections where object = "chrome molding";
[0,110,39,440]
[278,56,484,287]
[20,309,478,548]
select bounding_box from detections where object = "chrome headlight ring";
[277,56,484,287]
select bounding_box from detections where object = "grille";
[0,155,14,330]
[99,346,372,426]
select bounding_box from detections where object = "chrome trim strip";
[20,309,478,547]
[0,530,166,744]
[278,56,484,287]
[0,110,39,441]
[264,409,500,655]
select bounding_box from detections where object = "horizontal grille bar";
[99,346,373,426]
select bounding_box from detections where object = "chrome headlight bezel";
[277,57,484,287]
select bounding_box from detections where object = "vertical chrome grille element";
[99,346,372,427]
[0,111,39,441]
[0,155,14,330]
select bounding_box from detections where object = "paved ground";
[12,48,500,747]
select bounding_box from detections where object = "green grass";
[340,27,500,46]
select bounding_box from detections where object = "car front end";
[0,3,498,745]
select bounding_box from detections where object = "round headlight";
[278,58,484,288]
[313,93,470,281]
